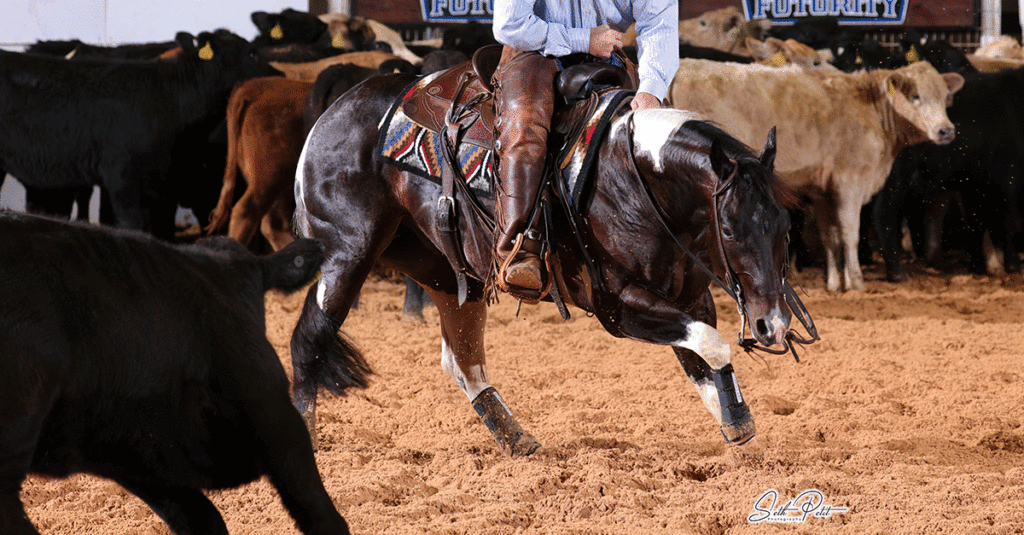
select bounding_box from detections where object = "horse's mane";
[673,118,800,210]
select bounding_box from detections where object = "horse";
[290,69,813,457]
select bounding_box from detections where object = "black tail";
[291,284,372,394]
[262,239,325,293]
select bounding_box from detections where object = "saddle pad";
[377,80,634,209]
[377,75,495,198]
[557,89,634,210]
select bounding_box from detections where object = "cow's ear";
[251,11,271,32]
[709,138,735,182]
[193,32,215,61]
[760,126,777,172]
[943,72,965,95]
[175,32,198,55]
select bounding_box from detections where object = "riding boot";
[492,48,560,296]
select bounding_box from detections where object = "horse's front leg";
[427,289,541,457]
[617,285,755,445]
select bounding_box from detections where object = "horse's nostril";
[755,318,771,339]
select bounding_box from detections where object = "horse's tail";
[291,284,372,395]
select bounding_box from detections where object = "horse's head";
[706,126,793,348]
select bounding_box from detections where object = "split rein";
[623,114,819,362]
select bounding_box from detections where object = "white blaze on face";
[441,338,489,400]
[673,322,732,370]
[629,108,707,172]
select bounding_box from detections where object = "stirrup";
[498,233,550,302]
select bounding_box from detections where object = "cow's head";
[176,30,281,79]
[883,61,964,146]
[251,8,327,46]
[678,6,770,55]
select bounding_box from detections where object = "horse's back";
[295,72,417,238]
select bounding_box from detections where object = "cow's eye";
[911,93,921,104]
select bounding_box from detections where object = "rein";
[623,114,819,362]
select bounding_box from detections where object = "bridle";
[624,113,819,362]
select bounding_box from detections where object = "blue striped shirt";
[492,0,679,100]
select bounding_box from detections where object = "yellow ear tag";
[855,54,863,64]
[331,34,348,49]
[905,46,920,63]
[198,42,214,60]
[770,50,787,67]
[270,23,283,40]
[887,79,896,96]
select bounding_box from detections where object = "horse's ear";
[760,126,777,172]
[709,138,735,182]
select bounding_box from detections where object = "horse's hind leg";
[428,289,541,457]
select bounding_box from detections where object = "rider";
[491,0,680,297]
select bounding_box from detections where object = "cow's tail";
[291,282,372,395]
[205,94,250,234]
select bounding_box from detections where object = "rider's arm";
[492,0,590,56]
[631,0,680,102]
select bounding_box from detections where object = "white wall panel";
[1,0,305,47]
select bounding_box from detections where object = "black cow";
[0,212,361,535]
[0,30,278,240]
[873,66,1024,280]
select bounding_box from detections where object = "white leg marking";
[692,377,724,424]
[315,279,327,310]
[441,338,490,400]
[673,322,731,370]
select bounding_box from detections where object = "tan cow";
[668,59,964,291]
[747,37,839,71]
[677,6,771,56]
[270,50,401,82]
[320,14,422,65]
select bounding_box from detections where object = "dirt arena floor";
[21,261,1024,534]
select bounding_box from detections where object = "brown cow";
[205,76,310,250]
[677,6,771,57]
[668,59,964,291]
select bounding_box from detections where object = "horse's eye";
[722,226,735,240]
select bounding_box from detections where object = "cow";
[0,211,355,535]
[677,6,771,56]
[873,66,1024,280]
[668,59,963,291]
[250,8,374,61]
[0,30,278,240]
[205,76,311,251]
[271,50,401,82]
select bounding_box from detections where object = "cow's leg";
[247,376,351,535]
[117,482,228,535]
[430,289,541,457]
[0,488,36,535]
[837,194,866,291]
[259,193,296,252]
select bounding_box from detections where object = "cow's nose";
[936,125,956,145]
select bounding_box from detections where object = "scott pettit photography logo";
[748,488,849,523]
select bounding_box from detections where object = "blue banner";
[742,0,909,25]
[420,0,493,23]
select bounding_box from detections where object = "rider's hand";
[589,25,622,58]
[631,92,663,111]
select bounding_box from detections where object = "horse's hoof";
[472,387,541,457]
[720,414,756,445]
